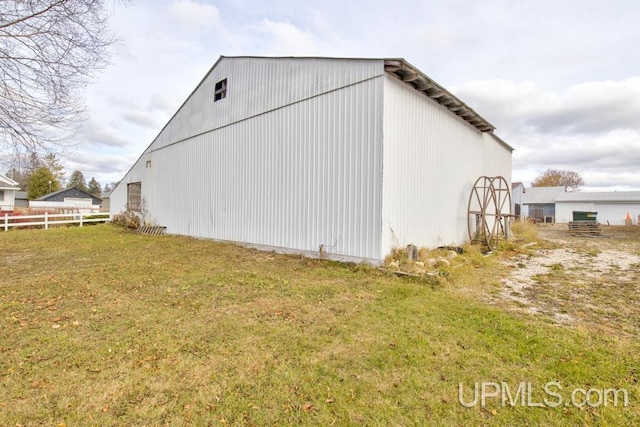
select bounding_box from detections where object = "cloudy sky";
[67,0,639,191]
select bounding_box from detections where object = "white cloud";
[77,119,131,148]
[166,0,221,31]
[451,78,640,190]
[65,150,139,183]
[122,109,159,129]
[456,77,640,135]
[149,93,182,114]
[244,18,352,56]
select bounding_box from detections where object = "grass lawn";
[1,224,639,425]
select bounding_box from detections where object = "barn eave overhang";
[384,59,495,133]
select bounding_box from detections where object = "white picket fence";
[2,212,112,231]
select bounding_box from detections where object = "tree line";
[4,152,117,200]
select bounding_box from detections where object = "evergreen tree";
[67,170,88,191]
[27,166,60,199]
[87,177,102,197]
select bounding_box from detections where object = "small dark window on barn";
[214,78,227,102]
[146,160,152,168]
[127,182,142,212]
[0,190,4,201]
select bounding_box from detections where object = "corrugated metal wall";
[112,58,385,261]
[380,74,512,257]
[555,202,594,223]
[556,202,639,224]
[482,133,512,182]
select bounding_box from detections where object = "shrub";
[111,211,141,229]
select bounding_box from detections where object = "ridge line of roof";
[36,186,102,201]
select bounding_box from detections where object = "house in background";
[555,191,640,225]
[521,186,568,223]
[0,174,20,211]
[30,187,102,213]
[110,56,512,263]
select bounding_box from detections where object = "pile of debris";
[568,211,602,236]
[567,220,601,236]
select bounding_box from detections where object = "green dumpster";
[572,211,598,221]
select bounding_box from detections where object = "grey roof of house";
[521,186,567,204]
[555,191,640,203]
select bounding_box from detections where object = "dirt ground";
[495,224,640,337]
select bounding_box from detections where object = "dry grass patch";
[495,223,640,337]
[1,225,639,425]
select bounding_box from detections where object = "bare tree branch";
[0,0,120,154]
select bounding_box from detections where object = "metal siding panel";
[381,74,512,257]
[144,74,383,261]
[556,202,594,223]
[148,57,382,152]
[482,133,512,184]
[593,203,640,225]
[556,202,640,225]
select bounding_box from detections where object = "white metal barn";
[110,56,512,263]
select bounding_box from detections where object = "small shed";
[555,191,640,225]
